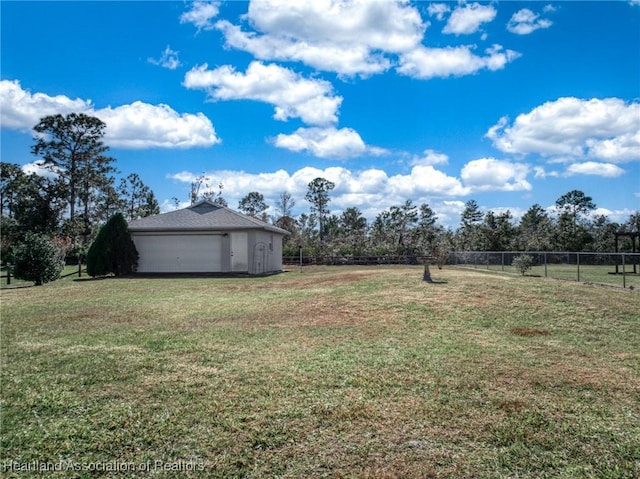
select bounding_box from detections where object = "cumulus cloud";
[168,164,471,222]
[460,158,532,192]
[443,2,497,35]
[0,79,91,130]
[565,162,625,178]
[273,127,386,159]
[212,0,522,80]
[21,160,60,179]
[184,61,342,125]
[533,166,560,178]
[507,8,553,35]
[215,0,425,77]
[148,46,181,70]
[0,79,220,148]
[427,3,451,21]
[180,1,220,31]
[397,44,520,79]
[412,149,449,166]
[486,97,640,162]
[388,165,469,197]
[97,102,220,149]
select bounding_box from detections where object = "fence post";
[544,252,547,278]
[6,270,10,286]
[501,252,505,271]
[577,253,580,282]
[622,254,626,289]
[78,262,82,278]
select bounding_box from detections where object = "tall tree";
[190,173,226,206]
[623,212,640,233]
[118,173,160,221]
[0,163,66,238]
[238,191,268,220]
[1,162,27,218]
[31,113,115,237]
[517,204,553,251]
[275,191,295,219]
[456,199,484,250]
[369,201,419,255]
[554,190,596,251]
[338,207,368,254]
[389,200,419,253]
[416,203,441,253]
[305,177,335,242]
[274,191,297,241]
[555,190,596,222]
[590,215,618,252]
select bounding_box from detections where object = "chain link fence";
[448,251,640,289]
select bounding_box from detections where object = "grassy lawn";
[459,263,640,290]
[1,266,639,478]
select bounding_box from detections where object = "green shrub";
[10,233,64,285]
[86,213,138,277]
[512,254,534,276]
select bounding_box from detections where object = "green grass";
[1,265,86,289]
[1,266,639,478]
[457,262,640,289]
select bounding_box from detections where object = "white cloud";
[412,149,449,166]
[213,0,522,80]
[533,166,560,178]
[215,0,426,77]
[487,97,640,162]
[460,158,532,192]
[273,126,386,159]
[0,79,220,148]
[591,207,638,224]
[21,160,60,179]
[586,132,640,162]
[180,1,220,31]
[97,102,220,149]
[397,44,520,79]
[184,62,342,126]
[565,162,625,178]
[507,8,552,35]
[443,2,497,35]
[427,3,451,21]
[388,165,469,197]
[167,164,471,224]
[0,79,92,131]
[148,46,181,70]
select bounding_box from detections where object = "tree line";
[2,112,639,279]
[264,183,639,259]
[1,113,159,264]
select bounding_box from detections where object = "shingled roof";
[128,200,290,235]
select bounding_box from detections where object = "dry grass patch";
[1,266,639,478]
[511,327,550,337]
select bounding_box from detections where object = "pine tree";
[86,213,138,276]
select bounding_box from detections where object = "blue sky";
[1,0,639,227]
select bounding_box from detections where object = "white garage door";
[134,234,223,273]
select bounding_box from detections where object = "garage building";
[128,200,290,275]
